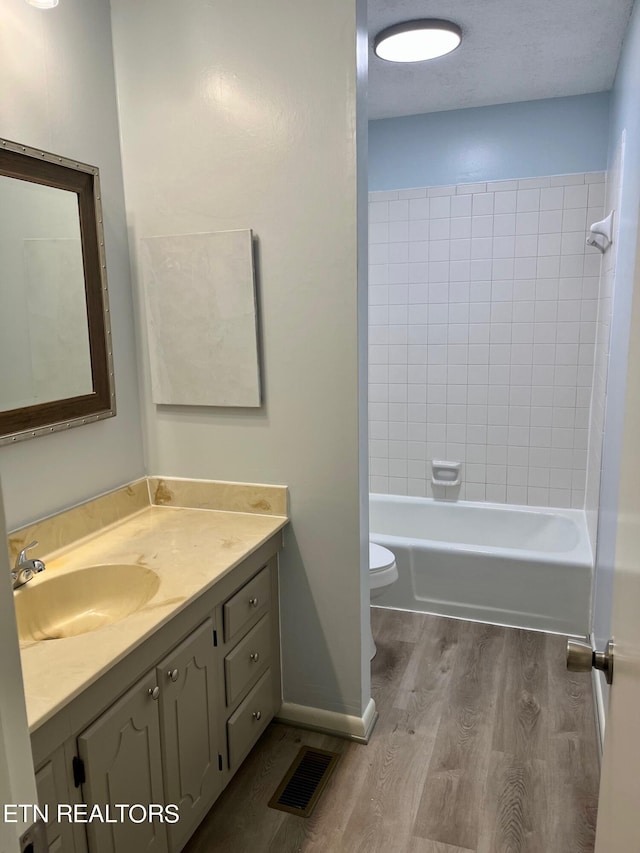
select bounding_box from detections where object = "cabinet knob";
[249,596,259,608]
[250,652,260,663]
[148,686,160,700]
[252,710,262,721]
[167,668,179,682]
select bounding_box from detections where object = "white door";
[0,478,39,852]
[594,214,640,852]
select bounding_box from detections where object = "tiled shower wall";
[368,173,605,508]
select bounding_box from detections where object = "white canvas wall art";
[141,229,261,407]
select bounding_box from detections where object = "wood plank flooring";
[184,609,600,853]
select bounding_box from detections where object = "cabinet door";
[157,619,221,852]
[35,745,77,853]
[78,671,168,853]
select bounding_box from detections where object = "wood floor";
[184,609,600,853]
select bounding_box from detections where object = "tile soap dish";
[431,460,461,488]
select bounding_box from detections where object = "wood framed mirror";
[0,138,115,445]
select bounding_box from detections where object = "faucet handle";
[11,540,45,589]
[16,540,38,567]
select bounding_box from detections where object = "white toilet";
[369,542,398,659]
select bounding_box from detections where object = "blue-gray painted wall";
[369,93,610,191]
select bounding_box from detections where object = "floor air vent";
[268,747,340,818]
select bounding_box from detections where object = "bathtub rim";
[369,492,594,569]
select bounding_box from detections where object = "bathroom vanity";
[10,477,288,853]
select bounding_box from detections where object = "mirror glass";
[0,177,93,410]
[0,139,115,445]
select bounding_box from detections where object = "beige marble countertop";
[12,478,288,732]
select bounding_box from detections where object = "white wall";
[110,0,369,721]
[368,173,603,507]
[0,0,144,530]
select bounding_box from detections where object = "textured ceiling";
[368,0,635,119]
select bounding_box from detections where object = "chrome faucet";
[12,540,46,590]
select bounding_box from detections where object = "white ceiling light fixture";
[374,19,462,63]
[25,0,59,8]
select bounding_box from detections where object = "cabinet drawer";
[225,614,271,706]
[223,566,270,642]
[227,669,274,769]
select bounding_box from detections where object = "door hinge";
[19,819,47,853]
[72,756,86,788]
[218,753,223,772]
[213,629,218,647]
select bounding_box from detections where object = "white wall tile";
[451,194,472,217]
[583,251,601,274]
[369,171,604,510]
[389,199,409,220]
[459,182,487,194]
[397,187,425,199]
[430,196,451,219]
[428,185,456,197]
[389,221,409,242]
[540,187,564,210]
[487,484,507,502]
[408,242,429,263]
[370,190,400,202]
[472,216,494,238]
[389,243,409,263]
[369,222,389,243]
[562,208,587,232]
[538,209,563,234]
[409,198,429,219]
[516,212,539,235]
[429,219,450,241]
[471,237,493,260]
[369,243,389,265]
[473,193,495,216]
[409,220,429,241]
[550,174,584,186]
[519,177,551,190]
[369,201,389,222]
[449,302,470,323]
[564,184,589,208]
[538,233,562,256]
[588,182,606,207]
[494,191,517,214]
[562,232,588,255]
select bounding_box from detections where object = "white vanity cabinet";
[31,538,282,853]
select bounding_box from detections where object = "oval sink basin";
[15,564,161,642]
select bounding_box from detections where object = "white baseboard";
[275,697,378,743]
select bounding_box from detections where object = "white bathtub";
[369,494,593,636]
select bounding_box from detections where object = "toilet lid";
[369,543,396,572]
